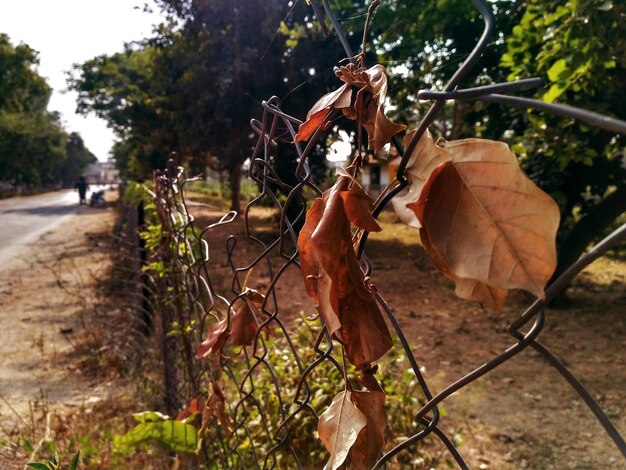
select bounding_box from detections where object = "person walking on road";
[75,176,89,205]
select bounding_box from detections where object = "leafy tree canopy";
[0,34,94,189]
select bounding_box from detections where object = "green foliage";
[502,0,626,271]
[121,181,153,206]
[27,451,80,470]
[188,179,259,207]
[113,412,198,455]
[0,34,94,190]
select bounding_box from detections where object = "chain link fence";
[135,0,626,467]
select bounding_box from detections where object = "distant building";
[360,153,401,199]
[86,160,120,185]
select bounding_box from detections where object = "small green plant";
[27,451,80,470]
[113,411,197,455]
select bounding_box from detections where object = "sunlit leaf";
[411,137,560,303]
[113,412,198,455]
[318,391,367,470]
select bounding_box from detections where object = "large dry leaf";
[197,316,230,359]
[318,391,367,470]
[298,175,392,367]
[349,389,387,470]
[418,216,509,311]
[228,301,259,347]
[391,129,450,228]
[296,64,405,153]
[411,138,560,301]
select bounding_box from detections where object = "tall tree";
[58,132,97,186]
[502,0,626,275]
[70,0,346,211]
[0,34,92,189]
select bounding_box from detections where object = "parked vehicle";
[89,190,105,207]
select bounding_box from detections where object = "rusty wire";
[144,0,626,467]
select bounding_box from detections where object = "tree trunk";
[553,184,626,282]
[229,162,242,214]
[450,101,465,140]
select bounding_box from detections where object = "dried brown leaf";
[198,381,232,440]
[197,316,230,359]
[349,389,387,470]
[418,217,508,311]
[295,84,352,142]
[318,391,367,470]
[412,138,560,301]
[296,64,405,153]
[340,182,382,233]
[298,176,392,367]
[176,397,204,424]
[228,301,259,347]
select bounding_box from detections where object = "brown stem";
[360,0,382,67]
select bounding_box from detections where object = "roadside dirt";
[192,203,626,470]
[0,201,170,469]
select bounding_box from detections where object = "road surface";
[0,190,80,267]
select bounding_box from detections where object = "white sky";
[0,0,165,161]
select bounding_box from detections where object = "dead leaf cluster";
[295,64,406,153]
[298,173,392,368]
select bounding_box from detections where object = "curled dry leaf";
[295,84,352,143]
[295,64,406,153]
[396,133,560,308]
[176,397,204,424]
[198,381,233,441]
[349,389,387,470]
[229,301,260,347]
[298,175,392,367]
[197,316,230,359]
[197,288,266,358]
[318,391,367,470]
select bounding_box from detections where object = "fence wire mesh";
[141,0,626,467]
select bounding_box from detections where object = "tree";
[0,34,94,190]
[0,33,50,113]
[70,0,346,211]
[502,0,626,275]
[58,132,97,186]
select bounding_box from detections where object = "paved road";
[0,190,80,267]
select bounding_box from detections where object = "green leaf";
[114,419,198,455]
[543,83,568,103]
[26,464,52,470]
[68,451,80,470]
[547,59,570,82]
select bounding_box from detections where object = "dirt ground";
[190,203,626,470]
[0,201,170,469]
[0,194,624,469]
